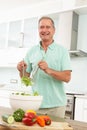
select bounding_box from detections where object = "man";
[17,16,71,118]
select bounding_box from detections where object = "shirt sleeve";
[61,49,72,71]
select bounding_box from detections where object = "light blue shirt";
[24,41,71,108]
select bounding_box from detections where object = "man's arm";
[38,60,71,83]
[45,69,71,83]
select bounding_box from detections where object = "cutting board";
[0,120,73,130]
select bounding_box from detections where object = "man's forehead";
[39,19,53,25]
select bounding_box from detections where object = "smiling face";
[38,17,55,43]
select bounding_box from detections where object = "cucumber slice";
[2,114,14,124]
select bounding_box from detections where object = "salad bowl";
[9,92,43,111]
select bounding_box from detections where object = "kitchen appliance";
[65,94,75,119]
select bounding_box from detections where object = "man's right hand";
[17,61,27,72]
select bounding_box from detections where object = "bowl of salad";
[9,76,43,111]
[9,91,43,111]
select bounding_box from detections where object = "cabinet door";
[83,99,87,122]
[8,20,22,48]
[74,98,84,121]
[23,17,39,48]
[0,23,8,48]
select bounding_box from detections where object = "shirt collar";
[39,40,56,50]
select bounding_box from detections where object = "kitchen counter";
[0,107,87,130]
[74,95,87,98]
[0,106,73,130]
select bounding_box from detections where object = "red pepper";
[22,112,37,126]
[44,117,51,125]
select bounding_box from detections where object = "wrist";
[19,71,23,78]
[45,68,51,75]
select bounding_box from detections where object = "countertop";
[0,107,87,130]
[74,95,87,98]
[0,107,73,130]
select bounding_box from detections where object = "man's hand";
[17,61,29,77]
[17,61,27,72]
[38,61,48,72]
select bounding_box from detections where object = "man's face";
[38,19,55,42]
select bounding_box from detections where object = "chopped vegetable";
[2,114,14,124]
[12,91,39,96]
[36,116,45,127]
[21,76,33,86]
[13,108,25,122]
[22,112,37,126]
[33,91,39,96]
[12,92,31,96]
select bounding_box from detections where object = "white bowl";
[9,92,43,111]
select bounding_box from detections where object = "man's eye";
[46,26,50,29]
[40,26,44,29]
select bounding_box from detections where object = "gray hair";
[38,16,55,28]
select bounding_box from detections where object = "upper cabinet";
[0,23,8,48]
[50,9,87,55]
[8,20,22,48]
[0,17,39,67]
[54,11,79,51]
[0,17,39,49]
[23,17,39,48]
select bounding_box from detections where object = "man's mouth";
[41,33,49,36]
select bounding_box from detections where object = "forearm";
[44,68,71,83]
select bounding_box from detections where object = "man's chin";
[42,38,49,42]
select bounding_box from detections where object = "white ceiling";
[0,0,87,14]
[0,0,48,11]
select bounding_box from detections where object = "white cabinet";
[0,20,23,49]
[77,15,87,52]
[0,17,38,49]
[57,11,78,50]
[8,20,22,48]
[23,17,38,48]
[0,23,8,48]
[57,11,72,49]
[74,96,87,122]
[0,17,38,67]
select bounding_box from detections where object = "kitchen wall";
[65,57,87,94]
